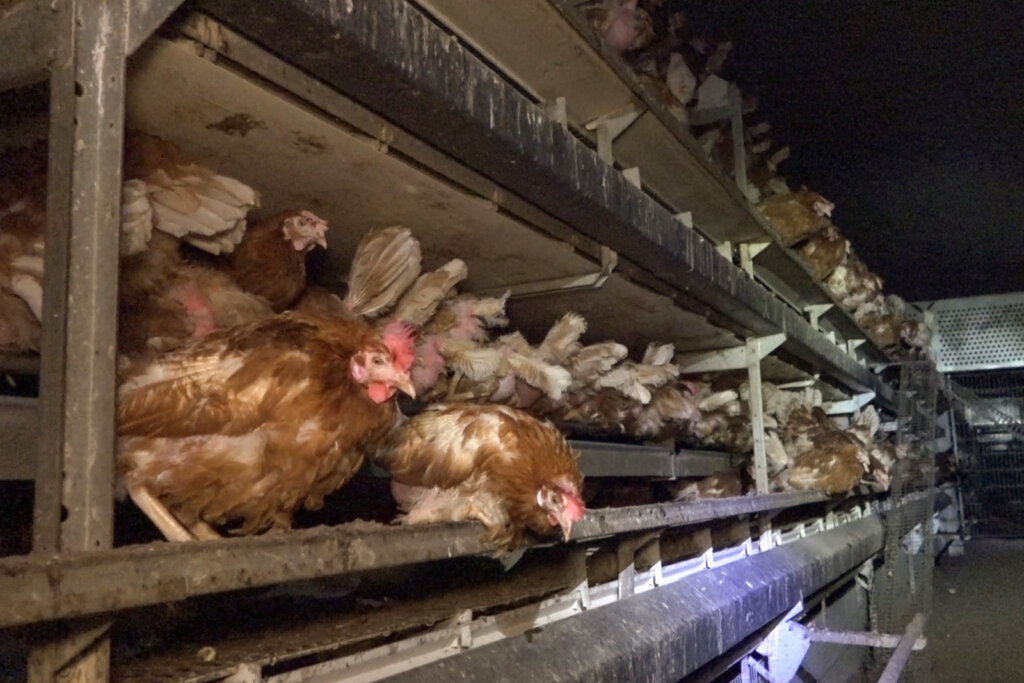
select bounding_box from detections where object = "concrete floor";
[927,539,1024,682]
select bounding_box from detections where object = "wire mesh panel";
[951,369,1024,537]
[868,361,938,681]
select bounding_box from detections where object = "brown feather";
[118,311,401,535]
[375,403,583,548]
[223,210,321,312]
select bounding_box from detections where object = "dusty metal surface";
[573,440,740,479]
[0,0,55,90]
[123,37,737,354]
[0,493,828,629]
[34,0,125,556]
[27,1,131,678]
[112,550,582,682]
[0,397,37,480]
[0,0,186,91]
[573,491,827,539]
[126,0,189,53]
[388,515,884,682]
[193,0,893,403]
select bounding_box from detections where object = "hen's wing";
[376,404,518,486]
[118,318,319,438]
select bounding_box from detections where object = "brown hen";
[118,312,417,541]
[374,403,585,549]
[222,210,328,312]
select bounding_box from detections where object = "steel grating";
[931,292,1024,371]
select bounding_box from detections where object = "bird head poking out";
[281,210,329,252]
[350,321,418,403]
[350,347,416,403]
[536,478,586,541]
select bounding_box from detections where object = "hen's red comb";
[381,320,417,372]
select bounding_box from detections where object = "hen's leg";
[189,519,222,540]
[127,484,196,542]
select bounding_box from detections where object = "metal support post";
[746,336,785,551]
[30,0,128,679]
[728,84,748,197]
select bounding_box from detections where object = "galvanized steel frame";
[0,1,898,678]
[194,0,894,407]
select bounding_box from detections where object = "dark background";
[681,0,1024,302]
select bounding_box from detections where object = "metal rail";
[0,491,826,629]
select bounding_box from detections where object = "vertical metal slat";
[29,0,128,680]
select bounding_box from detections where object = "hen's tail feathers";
[440,339,504,382]
[141,167,258,255]
[569,341,629,384]
[505,352,572,400]
[344,226,422,318]
[390,258,467,327]
[641,342,675,366]
[539,312,586,363]
[698,389,739,412]
[120,179,153,257]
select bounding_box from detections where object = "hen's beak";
[394,375,416,399]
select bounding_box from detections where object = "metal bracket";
[622,166,641,189]
[544,96,568,129]
[728,84,749,197]
[847,338,866,356]
[824,391,875,415]
[587,104,643,164]
[739,241,770,278]
[715,240,734,262]
[478,245,617,299]
[804,303,834,331]
[677,333,786,373]
[754,602,810,683]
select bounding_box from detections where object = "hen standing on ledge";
[117,313,416,541]
[374,403,586,550]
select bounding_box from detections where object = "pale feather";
[344,226,422,318]
[391,259,467,326]
[505,353,572,400]
[441,341,504,382]
[539,312,587,363]
[569,342,629,383]
[641,342,675,366]
[698,389,738,412]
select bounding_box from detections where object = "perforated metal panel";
[931,293,1024,371]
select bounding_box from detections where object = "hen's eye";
[372,356,384,365]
